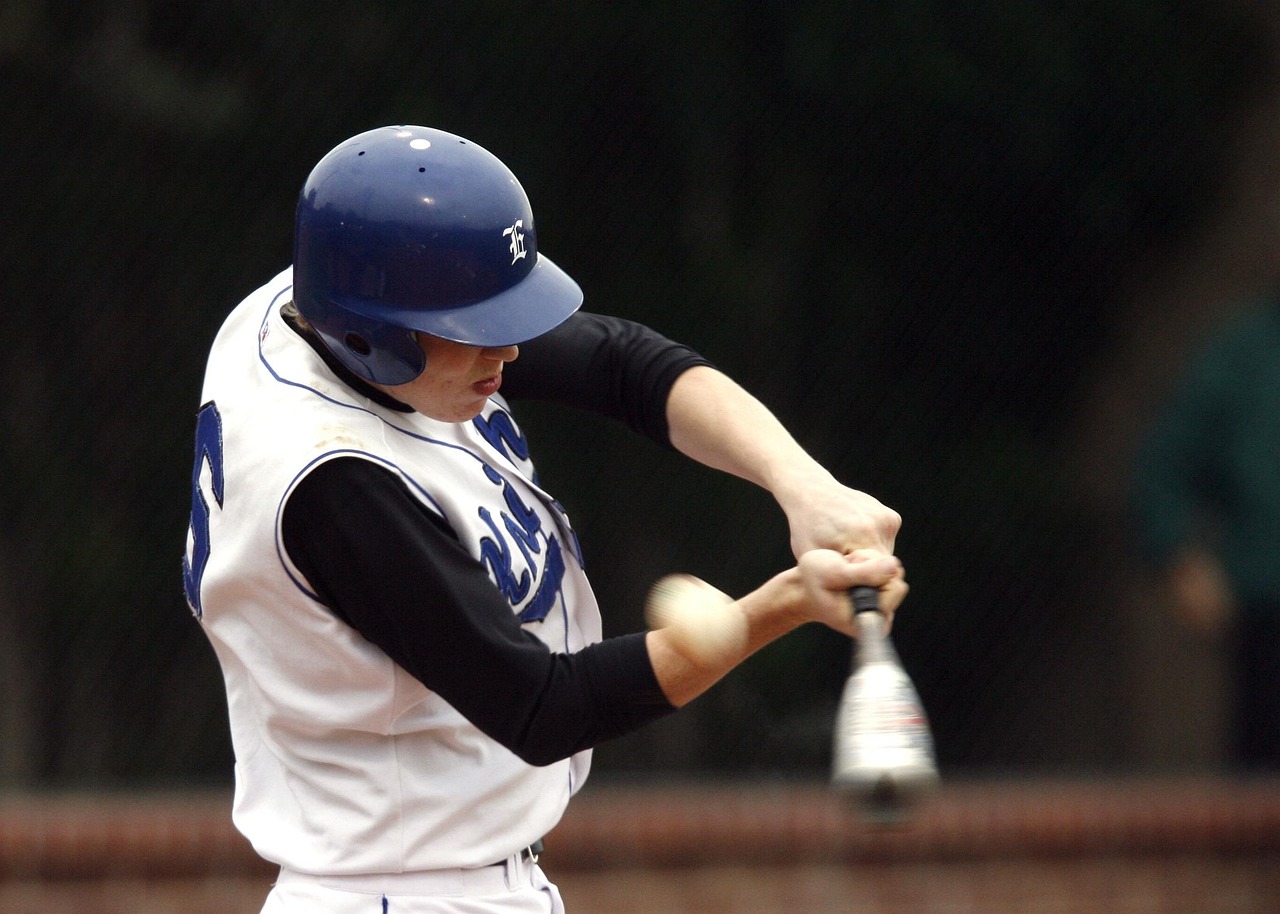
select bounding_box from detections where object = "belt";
[277,841,545,897]
[496,838,544,867]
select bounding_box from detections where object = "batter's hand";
[774,467,901,561]
[798,549,907,635]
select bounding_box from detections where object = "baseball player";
[182,125,906,914]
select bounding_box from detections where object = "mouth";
[472,373,502,397]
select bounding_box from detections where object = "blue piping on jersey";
[260,288,580,631]
[257,290,525,474]
[257,289,581,560]
[273,448,447,602]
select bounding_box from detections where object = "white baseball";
[644,574,748,666]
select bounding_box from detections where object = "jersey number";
[183,402,225,619]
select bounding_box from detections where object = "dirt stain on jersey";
[315,423,368,451]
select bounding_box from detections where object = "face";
[376,335,519,422]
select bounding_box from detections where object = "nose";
[483,344,519,362]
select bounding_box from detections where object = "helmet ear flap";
[312,311,426,386]
[344,332,373,357]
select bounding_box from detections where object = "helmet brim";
[351,252,583,347]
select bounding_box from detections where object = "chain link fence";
[0,0,1274,787]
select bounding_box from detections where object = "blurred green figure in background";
[1131,297,1280,771]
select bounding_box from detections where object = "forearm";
[665,365,901,556]
[666,365,825,492]
[646,568,806,708]
[646,550,906,708]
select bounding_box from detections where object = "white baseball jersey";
[185,268,600,874]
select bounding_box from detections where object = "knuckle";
[877,507,903,538]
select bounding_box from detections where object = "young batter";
[183,125,907,914]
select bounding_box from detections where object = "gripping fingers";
[798,549,902,590]
[797,549,907,630]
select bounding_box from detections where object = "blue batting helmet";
[292,125,583,385]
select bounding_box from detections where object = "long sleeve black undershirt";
[281,311,712,765]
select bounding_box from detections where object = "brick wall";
[1,778,1277,913]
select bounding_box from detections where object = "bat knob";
[850,585,881,614]
[861,775,908,825]
[860,772,930,825]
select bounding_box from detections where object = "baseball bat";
[831,585,938,821]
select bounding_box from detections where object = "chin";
[442,403,487,423]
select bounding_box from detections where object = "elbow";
[500,721,582,766]
[511,743,573,767]
[500,712,590,767]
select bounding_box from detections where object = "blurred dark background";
[2,0,1279,788]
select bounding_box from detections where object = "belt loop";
[502,840,543,890]
[502,850,521,891]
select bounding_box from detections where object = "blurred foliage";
[0,0,1271,785]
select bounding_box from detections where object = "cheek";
[419,338,480,374]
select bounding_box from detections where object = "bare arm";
[647,550,904,707]
[653,364,908,707]
[665,365,902,559]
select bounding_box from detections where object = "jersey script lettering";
[477,464,564,623]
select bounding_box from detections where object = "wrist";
[737,568,809,644]
[768,461,837,511]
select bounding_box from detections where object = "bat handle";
[849,585,889,661]
[850,585,881,615]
